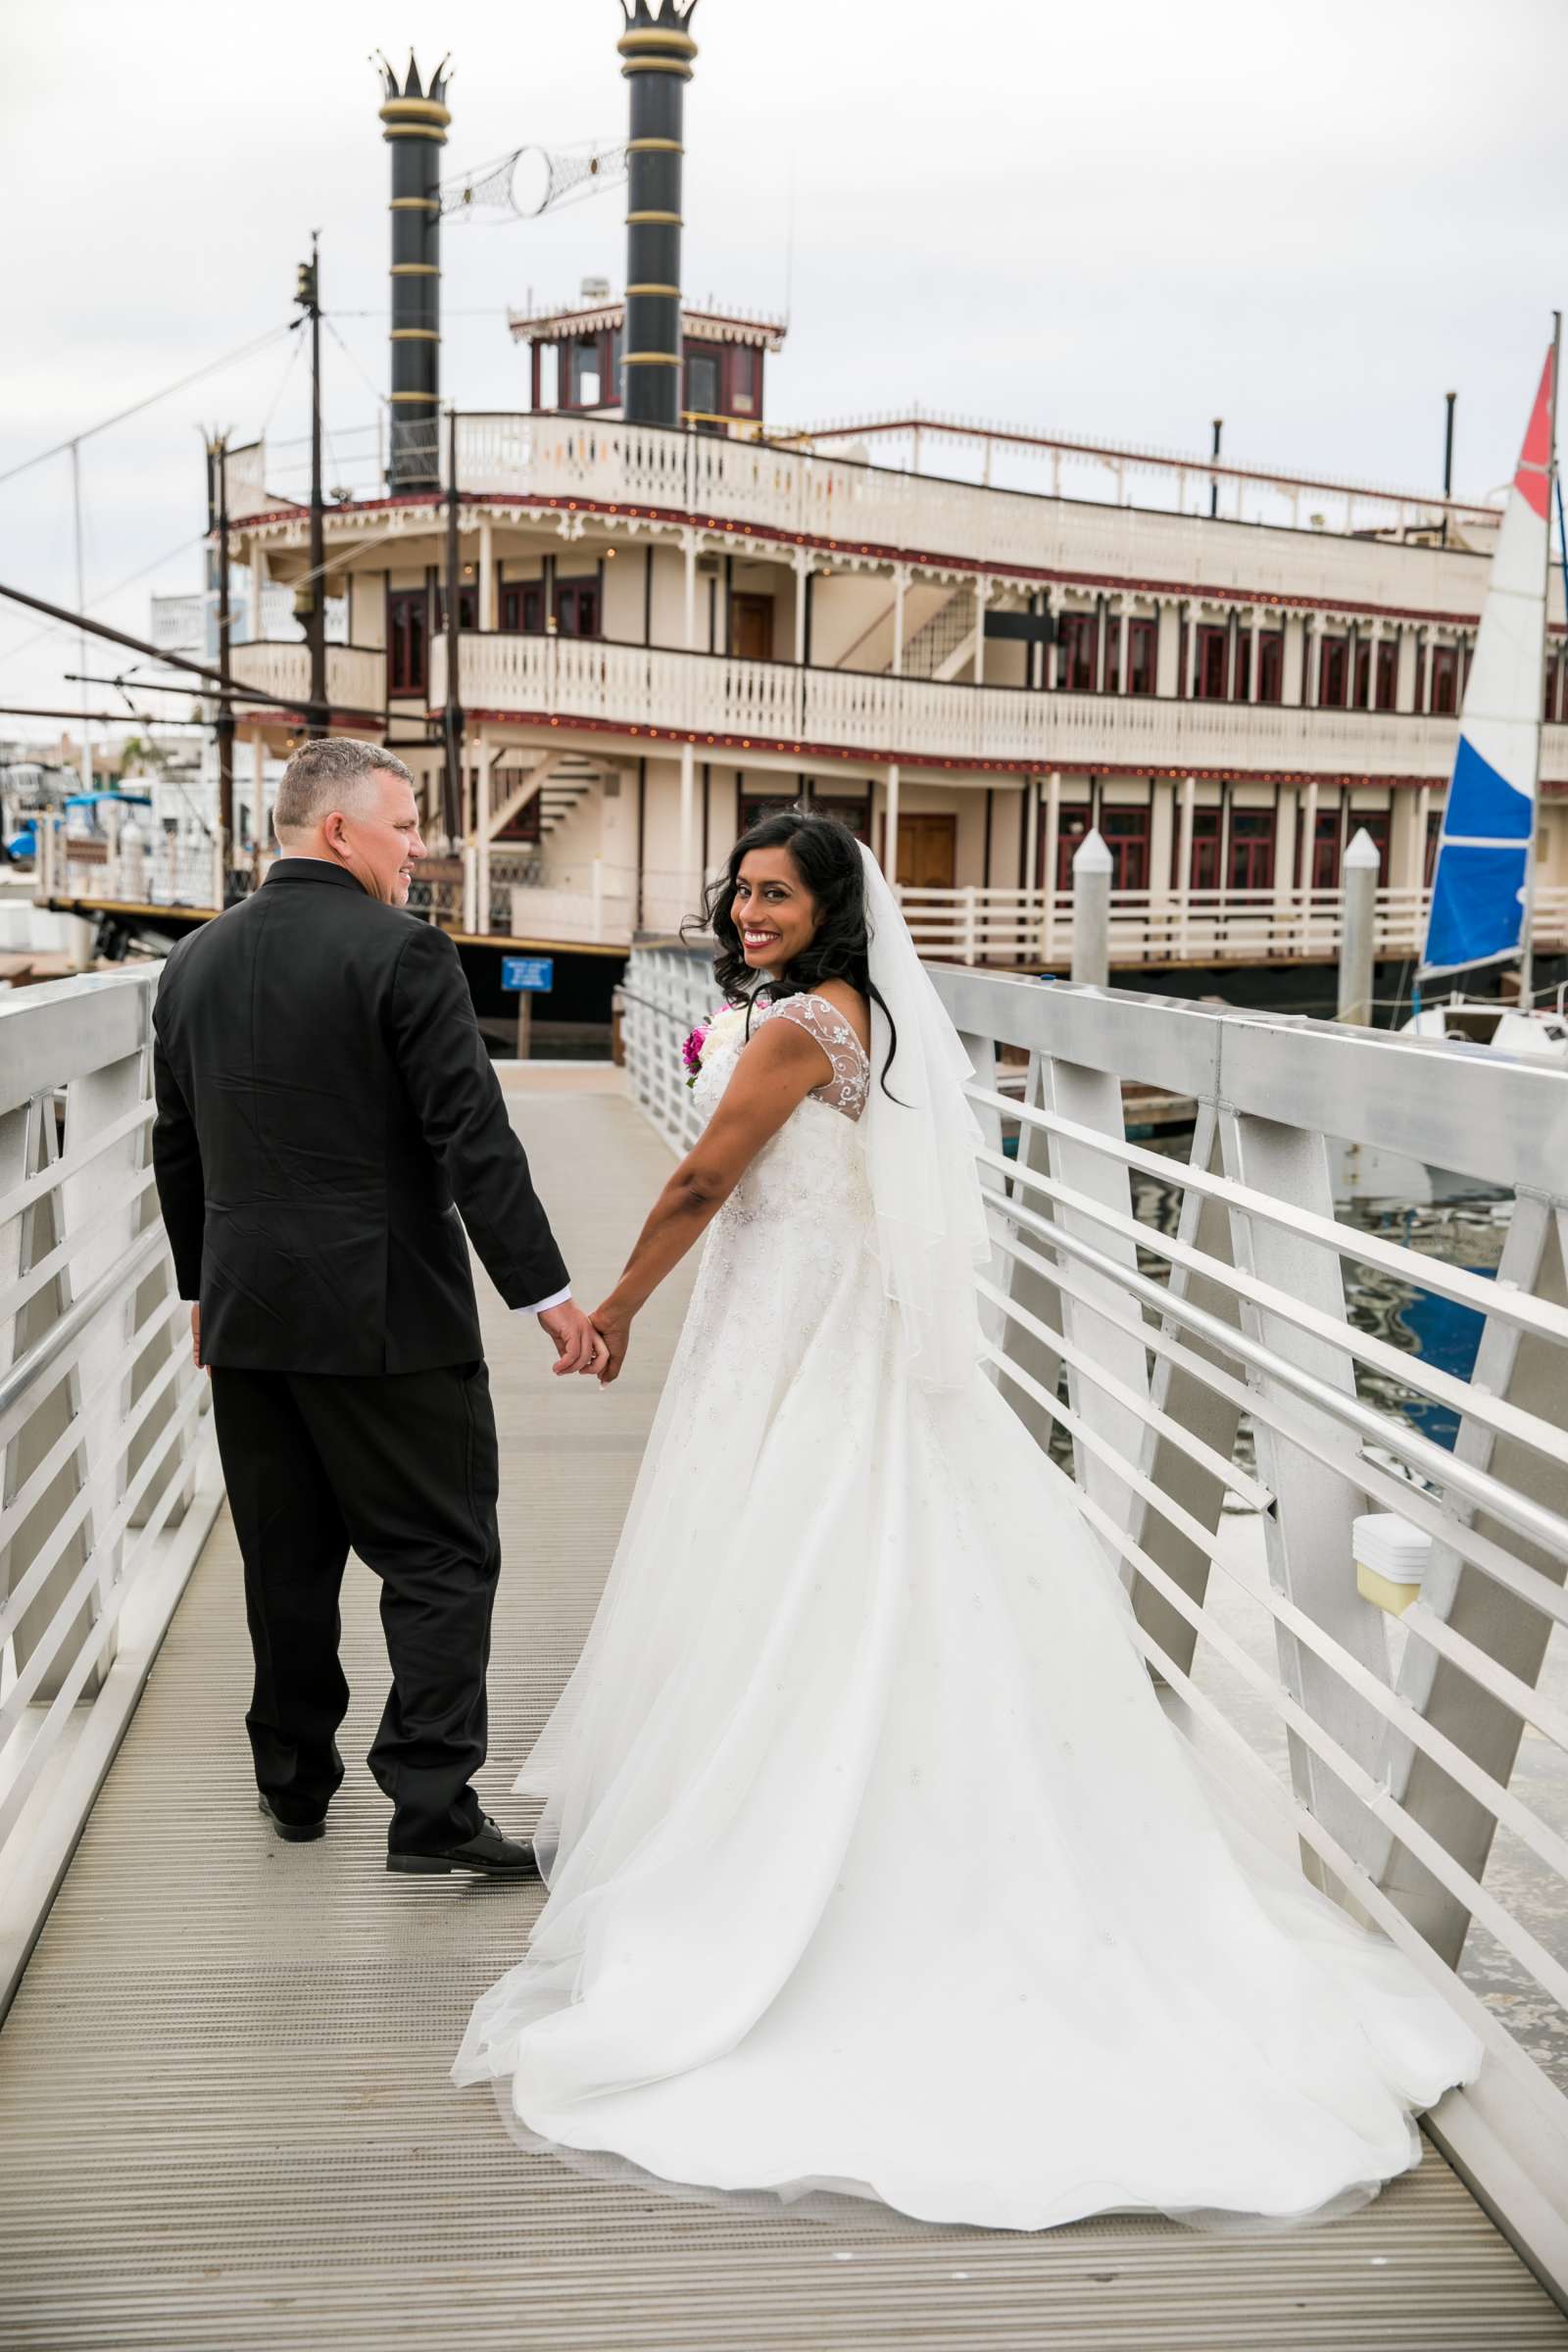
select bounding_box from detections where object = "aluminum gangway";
[1,964,1566,2349]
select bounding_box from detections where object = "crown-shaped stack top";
[378,49,450,106]
[619,0,699,29]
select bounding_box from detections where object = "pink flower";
[681,1024,708,1084]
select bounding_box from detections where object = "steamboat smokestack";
[378,52,449,490]
[618,1,698,429]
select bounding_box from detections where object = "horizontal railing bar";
[1401,1604,1568,1757]
[0,1225,165,1433]
[985,1301,1568,1887]
[0,1376,205,1747]
[999,1215,1568,1639]
[983,1143,1568,1479]
[1074,1474,1568,2016]
[990,1215,1568,1632]
[0,1392,209,1852]
[991,1190,1568,1563]
[969,1082,1568,1348]
[0,1100,154,1232]
[1126,1610,1567,2127]
[978,1327,1251,1568]
[976,1267,1272,1511]
[0,1327,187,1644]
[0,1164,158,1333]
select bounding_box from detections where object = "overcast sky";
[4,0,1565,735]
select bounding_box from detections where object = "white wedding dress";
[455,906,1482,2230]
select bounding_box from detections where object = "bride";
[454,808,1481,2231]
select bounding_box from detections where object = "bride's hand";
[591,1301,632,1387]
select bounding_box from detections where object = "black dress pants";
[210,1360,502,1854]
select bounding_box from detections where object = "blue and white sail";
[1420,344,1558,978]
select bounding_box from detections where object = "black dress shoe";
[386,1814,539,1879]
[258,1793,327,1843]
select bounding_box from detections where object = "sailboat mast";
[1519,308,1561,1006]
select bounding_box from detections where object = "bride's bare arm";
[590,1020,832,1383]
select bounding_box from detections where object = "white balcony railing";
[450,415,1517,625]
[899,883,1568,967]
[0,970,222,2009]
[228,641,386,722]
[436,628,1568,787]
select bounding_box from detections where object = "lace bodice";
[756,993,871,1122]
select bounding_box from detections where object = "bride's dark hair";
[689,806,901,1093]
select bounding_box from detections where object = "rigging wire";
[0,527,211,671]
[0,322,295,489]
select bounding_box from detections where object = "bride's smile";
[730,848,819,971]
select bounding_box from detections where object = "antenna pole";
[69,441,92,790]
[214,432,236,896]
[1442,390,1456,547]
[1209,418,1222,517]
[306,232,327,740]
[1519,314,1560,1006]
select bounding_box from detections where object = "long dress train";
[454,992,1481,2232]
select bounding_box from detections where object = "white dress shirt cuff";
[518,1286,572,1316]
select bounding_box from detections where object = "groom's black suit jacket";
[151,858,568,1374]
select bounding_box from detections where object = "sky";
[3,0,1566,738]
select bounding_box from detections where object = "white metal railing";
[435,629,1568,787]
[621,945,1568,2289]
[446,414,1513,624]
[0,970,221,2012]
[898,882,1568,966]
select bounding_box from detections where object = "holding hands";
[535,1298,631,1386]
[536,1301,611,1379]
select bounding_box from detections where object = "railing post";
[1070,827,1112,988]
[1337,826,1379,1026]
[960,885,978,965]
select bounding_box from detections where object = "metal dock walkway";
[2,1061,1566,2349]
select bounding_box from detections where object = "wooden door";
[731,594,774,662]
[891,813,957,891]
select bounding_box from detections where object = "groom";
[151,740,605,1878]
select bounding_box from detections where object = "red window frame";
[1100,804,1150,891]
[387,587,427,697]
[1227,808,1275,892]
[1430,646,1459,715]
[1194,625,1229,702]
[1187,806,1222,892]
[500,581,545,635]
[555,578,601,638]
[1375,639,1397,711]
[728,344,760,416]
[1126,617,1157,697]
[1318,636,1349,709]
[1057,612,1098,693]
[1103,616,1122,697]
[1256,629,1284,704]
[1299,808,1343,892]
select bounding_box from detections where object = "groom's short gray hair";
[273,739,414,838]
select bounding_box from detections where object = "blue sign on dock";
[502,956,555,994]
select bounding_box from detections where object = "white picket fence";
[621,944,1568,2295]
